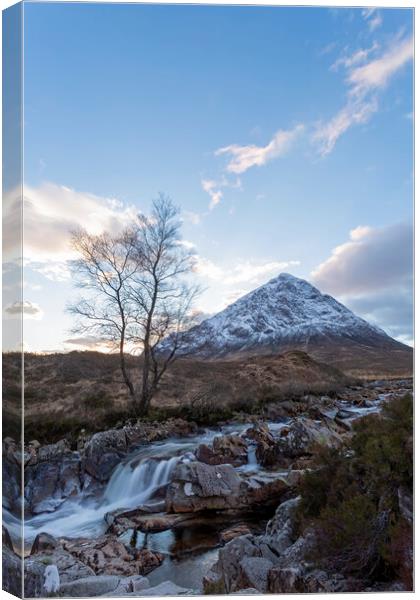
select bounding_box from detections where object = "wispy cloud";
[201,179,224,210]
[215,124,304,175]
[201,175,241,210]
[331,42,379,71]
[362,8,383,32]
[347,36,413,95]
[193,256,300,286]
[314,35,413,156]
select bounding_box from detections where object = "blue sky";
[4,3,413,351]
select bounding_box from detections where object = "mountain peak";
[161,272,408,360]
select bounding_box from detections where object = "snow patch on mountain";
[166,273,395,358]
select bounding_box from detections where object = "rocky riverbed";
[2,378,412,597]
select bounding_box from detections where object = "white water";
[9,453,181,545]
[3,416,304,546]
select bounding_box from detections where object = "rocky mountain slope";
[166,273,412,374]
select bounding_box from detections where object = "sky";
[3,3,414,351]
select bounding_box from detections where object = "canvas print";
[2,2,414,597]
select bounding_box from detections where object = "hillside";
[3,349,351,442]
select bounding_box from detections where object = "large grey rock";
[203,496,305,593]
[203,535,262,593]
[268,565,304,593]
[83,429,127,482]
[24,554,47,598]
[24,454,81,514]
[37,440,71,462]
[398,486,413,523]
[62,535,164,577]
[278,417,342,457]
[263,496,300,557]
[137,581,192,596]
[31,532,59,555]
[196,434,248,467]
[166,462,242,513]
[25,549,95,586]
[2,525,14,551]
[109,575,151,595]
[57,575,121,597]
[237,556,273,592]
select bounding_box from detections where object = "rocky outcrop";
[31,532,59,554]
[3,418,199,519]
[56,574,152,597]
[166,461,290,514]
[277,416,344,458]
[203,494,368,594]
[203,497,308,593]
[135,581,193,596]
[82,429,128,482]
[166,462,242,513]
[62,535,164,577]
[196,434,248,466]
[25,453,81,514]
[26,548,96,585]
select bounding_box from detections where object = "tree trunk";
[119,330,137,413]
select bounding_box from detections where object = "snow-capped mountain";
[169,273,408,359]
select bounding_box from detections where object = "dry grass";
[3,349,352,443]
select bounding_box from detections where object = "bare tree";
[68,228,139,402]
[68,194,198,416]
[128,194,199,414]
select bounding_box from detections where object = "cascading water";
[17,454,181,543]
[103,455,180,507]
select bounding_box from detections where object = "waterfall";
[18,454,180,543]
[103,455,180,507]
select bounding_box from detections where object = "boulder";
[24,454,81,514]
[136,581,193,596]
[82,429,127,482]
[57,575,121,597]
[195,434,248,467]
[31,532,59,555]
[25,549,95,586]
[278,417,343,458]
[237,556,273,592]
[268,565,304,593]
[241,475,289,507]
[203,535,264,593]
[245,424,285,468]
[166,462,242,513]
[62,535,164,577]
[110,575,151,595]
[203,496,302,593]
[37,439,71,462]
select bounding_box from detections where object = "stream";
[3,392,393,591]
